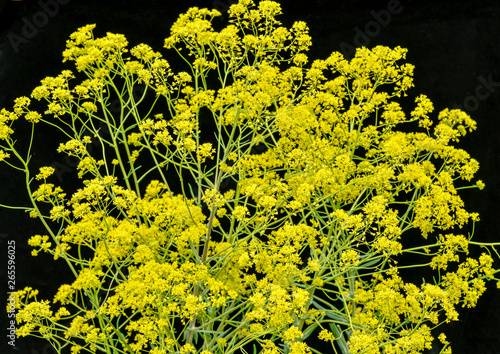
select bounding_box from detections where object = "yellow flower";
[35,166,55,180]
[197,142,215,163]
[25,111,41,123]
[289,342,311,354]
[318,329,335,342]
[72,268,103,291]
[54,284,75,305]
[283,326,303,344]
[0,150,10,161]
[340,249,360,269]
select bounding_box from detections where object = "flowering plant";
[3,0,499,353]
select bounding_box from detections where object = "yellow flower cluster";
[2,1,497,354]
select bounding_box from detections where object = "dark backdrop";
[1,0,499,353]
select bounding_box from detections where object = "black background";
[1,0,500,353]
